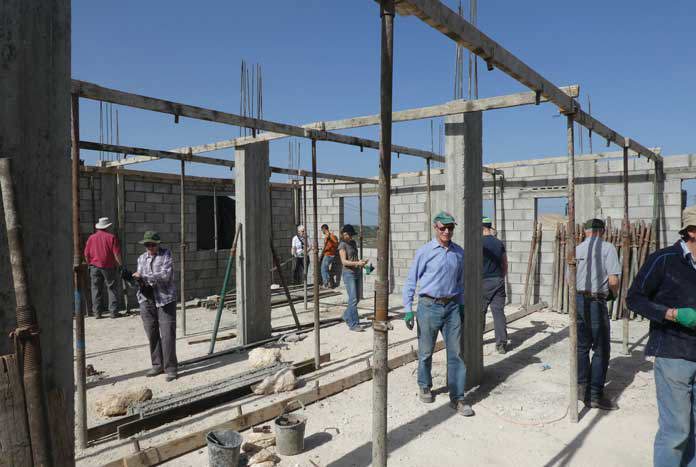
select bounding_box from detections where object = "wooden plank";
[0,354,32,467]
[72,80,440,163]
[397,0,660,162]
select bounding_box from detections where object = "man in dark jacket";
[627,205,696,467]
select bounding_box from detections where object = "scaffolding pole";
[492,172,498,228]
[426,158,432,225]
[621,144,631,355]
[311,140,321,370]
[373,1,394,465]
[566,114,579,423]
[180,159,187,335]
[303,175,308,311]
[359,182,364,299]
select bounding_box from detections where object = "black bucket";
[206,430,243,467]
[274,414,307,456]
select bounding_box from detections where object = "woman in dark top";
[338,224,367,331]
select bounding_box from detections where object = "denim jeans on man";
[653,357,696,467]
[576,294,610,399]
[342,269,361,329]
[321,255,334,286]
[416,297,466,401]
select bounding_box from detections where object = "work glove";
[676,308,696,329]
[404,311,415,330]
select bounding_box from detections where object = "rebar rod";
[311,140,321,370]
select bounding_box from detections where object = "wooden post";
[180,159,187,335]
[566,114,579,423]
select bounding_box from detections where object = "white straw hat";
[95,217,112,230]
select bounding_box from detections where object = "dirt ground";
[76,294,657,467]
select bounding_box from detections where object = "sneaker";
[109,312,120,319]
[349,326,365,332]
[165,373,178,382]
[146,368,163,377]
[450,400,475,417]
[418,387,435,404]
[496,343,507,355]
[590,397,618,411]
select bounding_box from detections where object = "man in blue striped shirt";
[403,211,473,417]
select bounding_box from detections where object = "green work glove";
[676,308,696,329]
[404,311,415,330]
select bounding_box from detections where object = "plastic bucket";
[274,414,307,456]
[206,430,243,467]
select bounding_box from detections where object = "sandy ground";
[76,295,657,467]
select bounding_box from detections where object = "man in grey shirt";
[574,218,621,410]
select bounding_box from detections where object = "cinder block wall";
[307,153,696,306]
[79,168,296,304]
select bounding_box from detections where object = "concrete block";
[127,192,145,202]
[145,193,163,204]
[135,182,154,192]
[533,164,556,177]
[153,183,171,194]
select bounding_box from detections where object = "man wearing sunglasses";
[402,211,473,417]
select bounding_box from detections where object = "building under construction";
[1,1,693,466]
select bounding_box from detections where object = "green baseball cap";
[139,230,162,244]
[433,211,456,225]
[584,218,605,230]
[482,217,493,227]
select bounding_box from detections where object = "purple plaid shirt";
[136,247,177,307]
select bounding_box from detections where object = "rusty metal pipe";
[311,140,321,370]
[621,145,631,354]
[0,158,54,466]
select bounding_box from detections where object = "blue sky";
[73,1,696,181]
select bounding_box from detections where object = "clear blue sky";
[73,1,696,181]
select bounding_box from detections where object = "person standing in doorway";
[627,205,696,467]
[291,225,311,284]
[574,218,621,410]
[84,216,122,319]
[320,224,339,288]
[482,217,509,354]
[132,231,178,382]
[338,224,367,332]
[402,211,474,417]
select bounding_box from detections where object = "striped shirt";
[136,247,177,307]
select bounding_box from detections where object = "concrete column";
[0,0,72,462]
[235,142,272,344]
[575,159,596,223]
[445,112,483,389]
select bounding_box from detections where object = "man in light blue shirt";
[402,211,473,417]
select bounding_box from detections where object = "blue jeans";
[342,270,360,329]
[576,294,610,398]
[321,255,334,286]
[654,357,696,467]
[416,297,466,401]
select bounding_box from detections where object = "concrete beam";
[445,112,483,388]
[396,0,660,162]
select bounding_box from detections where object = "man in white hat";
[627,205,696,466]
[84,217,122,318]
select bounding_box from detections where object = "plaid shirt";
[136,247,177,307]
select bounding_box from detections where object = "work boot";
[450,400,475,417]
[496,343,507,355]
[109,312,120,319]
[165,373,178,382]
[146,368,163,377]
[590,396,618,411]
[418,387,435,404]
[95,312,103,319]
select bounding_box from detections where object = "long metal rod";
[373,1,394,465]
[566,114,579,423]
[213,184,218,252]
[359,183,365,299]
[492,172,498,227]
[426,158,432,225]
[0,158,53,466]
[311,140,321,370]
[303,175,308,311]
[180,160,187,335]
[72,93,88,451]
[209,223,242,354]
[621,145,630,354]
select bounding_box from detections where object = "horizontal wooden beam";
[166,85,578,156]
[396,0,660,162]
[80,141,377,184]
[72,80,441,164]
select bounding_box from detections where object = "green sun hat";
[139,230,162,244]
[433,211,456,225]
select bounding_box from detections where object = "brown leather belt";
[420,294,457,305]
[577,291,608,300]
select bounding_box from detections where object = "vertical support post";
[492,172,498,228]
[213,184,219,252]
[621,143,631,355]
[652,159,663,251]
[373,1,394,465]
[311,140,321,370]
[426,158,432,225]
[71,93,88,451]
[303,175,308,311]
[566,114,579,423]
[180,160,187,336]
[359,183,364,299]
[116,170,129,314]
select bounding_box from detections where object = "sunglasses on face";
[144,243,157,248]
[436,224,455,232]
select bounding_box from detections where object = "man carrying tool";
[320,224,339,288]
[627,205,696,467]
[575,218,621,410]
[403,211,473,417]
[482,216,508,354]
[84,216,122,319]
[291,225,311,284]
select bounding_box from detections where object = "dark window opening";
[197,196,235,250]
